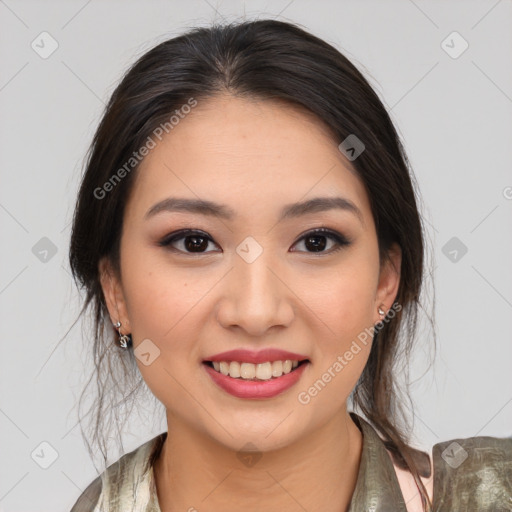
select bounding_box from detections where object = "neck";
[153,409,363,512]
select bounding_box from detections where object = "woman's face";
[100,93,401,452]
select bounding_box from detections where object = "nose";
[216,248,295,336]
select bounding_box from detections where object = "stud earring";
[113,321,132,349]
[378,306,386,317]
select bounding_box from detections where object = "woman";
[68,19,512,512]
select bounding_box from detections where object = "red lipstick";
[202,348,310,399]
[203,362,308,399]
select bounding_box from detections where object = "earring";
[113,321,132,349]
[378,306,386,317]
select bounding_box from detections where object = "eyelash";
[157,228,351,256]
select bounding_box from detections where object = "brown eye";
[158,228,351,256]
[291,228,351,254]
[158,230,220,254]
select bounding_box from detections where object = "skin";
[100,93,404,511]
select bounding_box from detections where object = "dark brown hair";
[69,19,436,510]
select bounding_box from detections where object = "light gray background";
[1,1,511,511]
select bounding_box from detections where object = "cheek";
[299,247,378,399]
[119,251,209,407]
[330,275,376,337]
[306,255,378,342]
[119,247,219,393]
[120,242,210,339]
[299,268,376,410]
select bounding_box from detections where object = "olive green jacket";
[70,413,512,511]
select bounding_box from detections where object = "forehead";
[128,94,372,225]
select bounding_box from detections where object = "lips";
[203,359,310,399]
[204,348,309,364]
[202,348,310,398]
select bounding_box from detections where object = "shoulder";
[431,433,512,510]
[391,433,512,512]
[69,476,102,512]
[69,434,166,512]
[391,451,433,512]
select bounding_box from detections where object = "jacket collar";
[348,412,408,511]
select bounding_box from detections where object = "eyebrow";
[144,196,364,225]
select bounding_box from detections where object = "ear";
[98,256,132,333]
[374,243,402,323]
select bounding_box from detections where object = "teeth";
[240,362,256,379]
[219,361,229,375]
[256,362,272,380]
[209,360,304,380]
[272,360,283,377]
[229,361,241,378]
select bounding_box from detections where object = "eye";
[158,228,351,255]
[290,228,351,254]
[158,229,220,254]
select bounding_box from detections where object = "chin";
[201,410,307,454]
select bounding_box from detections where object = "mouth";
[202,359,310,381]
